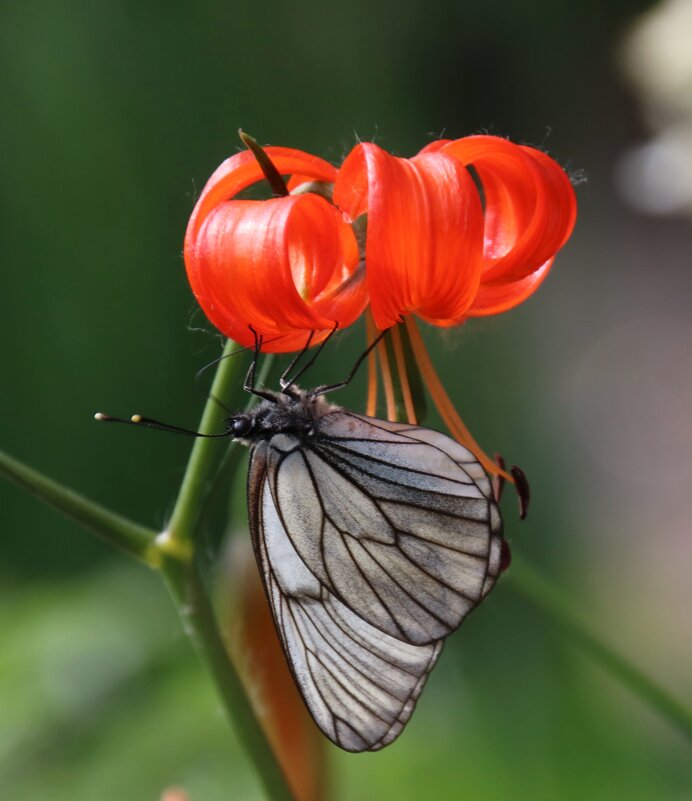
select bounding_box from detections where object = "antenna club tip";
[94,412,106,421]
[131,414,143,423]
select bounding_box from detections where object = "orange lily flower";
[333,136,576,328]
[185,134,576,480]
[330,135,576,482]
[186,135,575,347]
[184,146,367,353]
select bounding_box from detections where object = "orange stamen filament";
[365,311,379,417]
[377,334,398,422]
[390,325,418,425]
[404,317,514,483]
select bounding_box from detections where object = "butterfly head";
[226,413,255,441]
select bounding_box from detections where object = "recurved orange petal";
[187,147,338,242]
[436,135,576,295]
[467,258,554,316]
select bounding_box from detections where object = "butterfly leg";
[243,327,277,402]
[279,330,315,392]
[311,328,389,397]
[282,323,340,393]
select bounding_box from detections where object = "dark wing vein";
[312,442,489,519]
[269,432,498,643]
[315,437,476,488]
[308,445,492,616]
[299,449,411,641]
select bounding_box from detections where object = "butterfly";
[98,334,510,752]
[238,385,506,752]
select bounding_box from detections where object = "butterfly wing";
[247,412,505,751]
[248,440,444,752]
[263,412,504,646]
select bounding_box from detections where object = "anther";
[510,464,530,520]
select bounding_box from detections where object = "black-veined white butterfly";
[98,334,509,752]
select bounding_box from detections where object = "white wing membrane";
[247,411,504,752]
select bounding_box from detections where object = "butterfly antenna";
[94,413,230,438]
[194,333,285,384]
[194,343,250,383]
[196,357,240,415]
[312,328,389,397]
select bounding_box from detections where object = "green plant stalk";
[508,553,692,743]
[161,552,296,801]
[189,352,277,560]
[203,349,278,521]
[159,339,295,800]
[0,448,156,565]
[166,338,246,549]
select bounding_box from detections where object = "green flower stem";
[166,339,246,549]
[158,339,294,800]
[0,448,157,565]
[161,552,295,801]
[203,350,278,524]
[508,553,692,743]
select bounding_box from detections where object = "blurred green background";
[1,0,691,799]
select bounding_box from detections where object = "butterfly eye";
[230,415,252,437]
